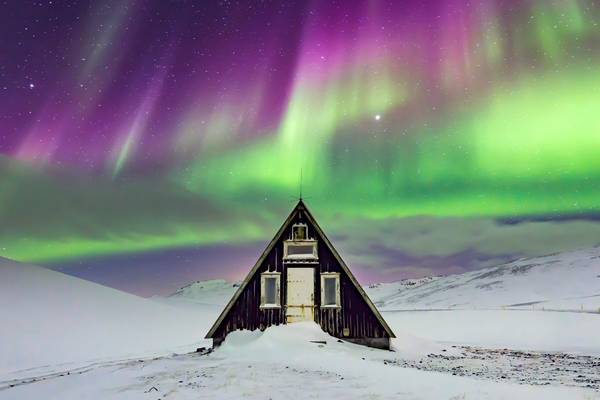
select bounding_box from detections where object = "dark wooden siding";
[212,242,286,339]
[310,216,388,340]
[212,208,390,342]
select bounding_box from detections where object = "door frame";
[285,267,315,323]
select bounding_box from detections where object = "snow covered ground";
[384,309,600,355]
[2,323,599,399]
[0,257,215,380]
[1,249,600,399]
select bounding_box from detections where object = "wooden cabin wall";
[305,218,389,340]
[212,239,287,340]
[212,208,389,342]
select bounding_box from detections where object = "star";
[374,114,381,121]
[29,83,35,89]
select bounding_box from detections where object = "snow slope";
[3,323,598,400]
[168,248,600,312]
[167,279,239,306]
[366,247,600,311]
[0,257,217,380]
[2,249,600,399]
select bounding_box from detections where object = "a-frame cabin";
[205,200,395,349]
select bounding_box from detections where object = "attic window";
[321,273,340,308]
[283,240,318,260]
[292,223,307,240]
[260,272,281,309]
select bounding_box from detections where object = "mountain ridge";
[170,247,600,312]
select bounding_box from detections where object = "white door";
[286,268,315,323]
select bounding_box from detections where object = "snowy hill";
[169,248,600,312]
[168,279,239,305]
[0,257,217,379]
[2,253,600,399]
[365,247,600,311]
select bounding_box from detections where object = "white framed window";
[283,240,318,260]
[292,223,308,240]
[320,272,341,308]
[260,272,281,308]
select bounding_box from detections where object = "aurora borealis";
[2,1,600,295]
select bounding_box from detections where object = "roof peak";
[294,198,306,209]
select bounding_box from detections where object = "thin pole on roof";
[299,168,303,201]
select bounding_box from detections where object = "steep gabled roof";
[205,199,395,339]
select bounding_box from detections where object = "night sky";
[2,1,600,296]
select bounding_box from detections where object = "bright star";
[374,114,381,121]
[29,83,35,89]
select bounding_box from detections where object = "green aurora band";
[2,1,600,266]
[179,67,600,217]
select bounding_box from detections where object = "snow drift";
[6,322,596,400]
[0,257,215,379]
